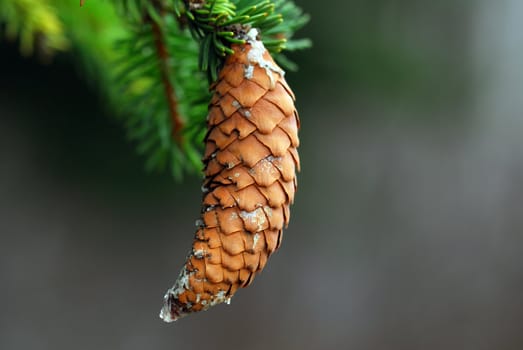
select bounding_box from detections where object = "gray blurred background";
[2,0,523,349]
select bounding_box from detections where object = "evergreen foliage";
[0,0,310,179]
[0,0,69,56]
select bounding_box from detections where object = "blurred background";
[2,0,523,349]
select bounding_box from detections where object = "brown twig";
[151,17,184,145]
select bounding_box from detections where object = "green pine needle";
[176,0,310,79]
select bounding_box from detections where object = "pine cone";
[160,30,300,322]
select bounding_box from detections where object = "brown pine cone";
[160,29,300,322]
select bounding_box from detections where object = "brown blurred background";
[2,0,523,349]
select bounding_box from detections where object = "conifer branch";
[172,0,311,81]
[150,16,184,144]
[0,0,310,179]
